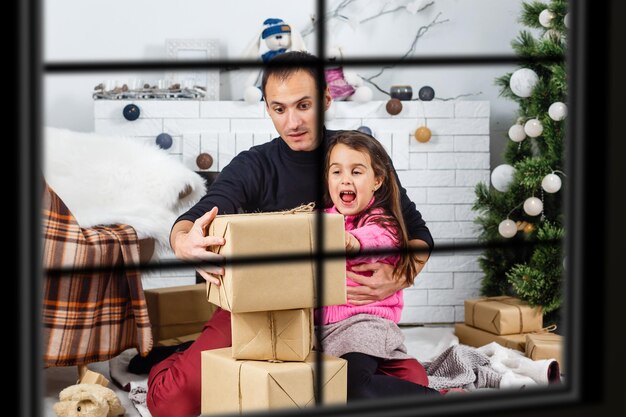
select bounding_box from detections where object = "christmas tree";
[473,0,568,326]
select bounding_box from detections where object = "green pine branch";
[506,222,564,313]
[474,0,567,315]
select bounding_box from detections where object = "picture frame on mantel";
[165,39,220,100]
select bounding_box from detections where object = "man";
[147,51,433,417]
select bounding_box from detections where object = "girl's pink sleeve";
[349,216,399,264]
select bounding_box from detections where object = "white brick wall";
[94,99,489,323]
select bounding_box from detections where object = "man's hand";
[346,263,408,305]
[170,207,226,286]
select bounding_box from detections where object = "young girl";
[319,130,440,400]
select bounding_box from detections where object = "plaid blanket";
[42,181,153,367]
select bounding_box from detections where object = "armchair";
[41,127,207,375]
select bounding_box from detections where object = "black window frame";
[15,0,626,416]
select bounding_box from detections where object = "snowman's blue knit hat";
[262,18,291,39]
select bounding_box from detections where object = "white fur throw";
[43,127,207,258]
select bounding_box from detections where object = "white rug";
[42,127,207,259]
[401,325,458,363]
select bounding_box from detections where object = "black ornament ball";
[386,98,403,115]
[357,126,372,136]
[389,85,413,101]
[156,133,173,150]
[122,104,140,121]
[418,86,435,101]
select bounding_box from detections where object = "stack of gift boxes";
[455,296,564,373]
[198,210,349,415]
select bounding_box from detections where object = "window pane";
[324,0,526,58]
[44,0,317,62]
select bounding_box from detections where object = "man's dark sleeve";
[393,169,434,252]
[174,151,263,225]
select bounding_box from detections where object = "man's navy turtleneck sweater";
[176,129,433,249]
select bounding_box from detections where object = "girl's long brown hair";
[324,130,421,285]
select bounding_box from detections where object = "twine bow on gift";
[526,325,560,359]
[532,324,558,334]
[237,361,245,414]
[266,312,284,363]
[470,296,534,334]
[282,202,316,214]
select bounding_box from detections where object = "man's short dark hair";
[261,51,326,99]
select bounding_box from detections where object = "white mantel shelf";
[94,100,491,324]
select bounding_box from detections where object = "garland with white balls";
[494,164,566,238]
[496,17,568,238]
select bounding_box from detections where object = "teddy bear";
[325,46,372,103]
[241,18,308,103]
[53,383,125,417]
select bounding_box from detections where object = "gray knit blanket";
[423,345,502,390]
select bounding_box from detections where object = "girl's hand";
[345,231,361,253]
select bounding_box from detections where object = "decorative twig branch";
[302,0,357,37]
[437,92,484,101]
[301,0,435,38]
[364,12,450,81]
[360,1,434,24]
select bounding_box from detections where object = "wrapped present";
[454,323,527,352]
[157,332,202,347]
[201,348,347,415]
[232,309,313,361]
[78,369,109,387]
[144,284,216,343]
[526,332,564,372]
[206,211,346,313]
[464,296,543,335]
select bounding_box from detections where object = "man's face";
[264,70,332,152]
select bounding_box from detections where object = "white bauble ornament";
[548,102,568,121]
[543,29,561,41]
[349,86,373,103]
[523,197,543,216]
[499,219,518,238]
[508,124,526,142]
[524,118,544,137]
[539,9,556,28]
[491,164,516,192]
[542,173,562,193]
[510,68,539,98]
[564,13,569,28]
[325,102,336,121]
[244,86,262,104]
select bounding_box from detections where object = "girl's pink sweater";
[320,204,404,325]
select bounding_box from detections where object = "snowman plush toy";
[242,18,307,103]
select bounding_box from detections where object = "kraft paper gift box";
[231,309,313,361]
[464,295,543,335]
[144,283,216,344]
[78,369,109,387]
[201,348,347,415]
[454,323,527,352]
[206,211,346,313]
[526,333,564,373]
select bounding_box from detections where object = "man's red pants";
[147,308,429,417]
